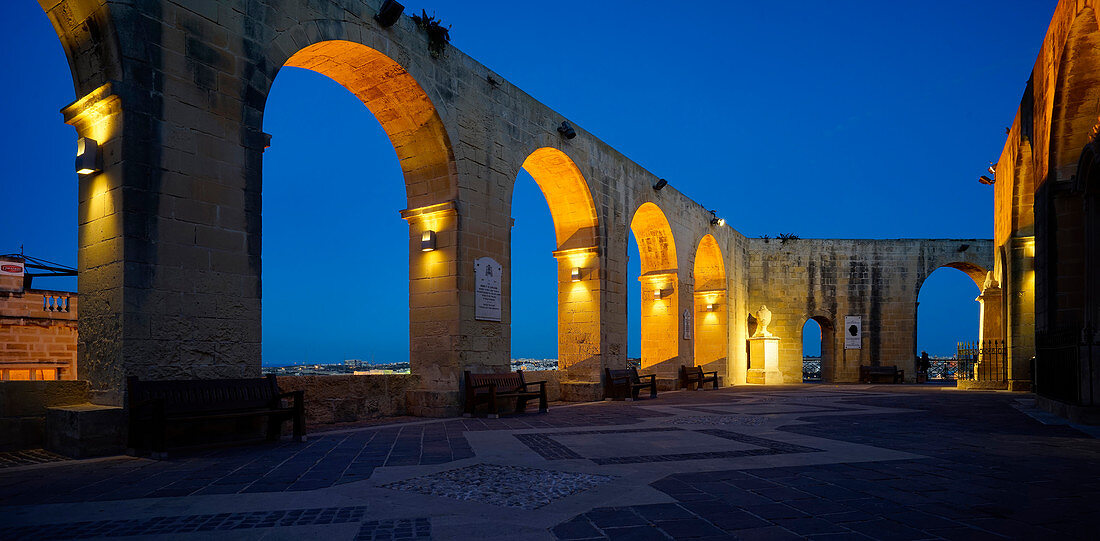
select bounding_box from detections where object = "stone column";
[1006,237,1036,391]
[553,246,604,389]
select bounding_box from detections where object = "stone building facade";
[0,257,78,381]
[992,0,1100,421]
[32,0,994,415]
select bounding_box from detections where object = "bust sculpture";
[753,305,774,337]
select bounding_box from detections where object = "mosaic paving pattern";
[516,427,821,465]
[6,506,374,540]
[381,463,614,510]
[0,449,68,469]
[355,517,431,540]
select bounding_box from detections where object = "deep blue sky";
[1,1,1053,362]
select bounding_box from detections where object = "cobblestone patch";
[664,415,766,426]
[381,463,614,510]
[0,449,68,469]
[6,506,372,540]
[516,427,821,465]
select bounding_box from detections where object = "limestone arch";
[692,235,727,374]
[800,315,835,382]
[630,202,679,371]
[513,147,601,375]
[1049,8,1100,184]
[276,40,458,208]
[261,38,460,385]
[914,264,988,361]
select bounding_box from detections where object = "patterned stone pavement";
[0,385,1097,540]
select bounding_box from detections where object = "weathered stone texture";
[748,239,993,382]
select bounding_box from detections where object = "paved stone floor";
[1,385,1098,540]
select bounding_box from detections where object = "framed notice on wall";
[474,257,502,322]
[844,316,862,349]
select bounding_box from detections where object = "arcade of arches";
[35,0,1055,419]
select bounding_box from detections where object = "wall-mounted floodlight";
[571,267,581,282]
[76,138,100,175]
[653,178,668,191]
[706,303,716,312]
[374,0,404,27]
[708,210,724,226]
[558,121,576,139]
[421,230,437,251]
[653,289,663,300]
[978,175,995,185]
[987,164,997,175]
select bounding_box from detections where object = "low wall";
[276,374,421,426]
[0,380,89,450]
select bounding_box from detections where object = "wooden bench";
[859,365,904,384]
[463,370,547,418]
[680,365,719,390]
[127,375,305,458]
[604,367,657,400]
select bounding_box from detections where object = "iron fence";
[956,339,1007,381]
[925,358,971,381]
[802,358,822,381]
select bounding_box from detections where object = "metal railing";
[925,358,972,381]
[802,358,821,381]
[956,340,1007,381]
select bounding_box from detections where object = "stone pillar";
[553,247,602,381]
[1006,236,1036,391]
[400,202,467,416]
[638,272,679,375]
[63,83,126,405]
[977,274,1004,344]
[749,336,782,384]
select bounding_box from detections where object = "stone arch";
[630,202,679,370]
[277,40,457,209]
[262,38,461,393]
[514,147,601,376]
[1049,8,1100,184]
[693,235,727,374]
[800,315,835,382]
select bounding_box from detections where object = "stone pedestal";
[749,336,782,385]
[46,403,125,458]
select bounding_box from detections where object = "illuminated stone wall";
[747,239,993,383]
[37,0,988,414]
[993,0,1100,399]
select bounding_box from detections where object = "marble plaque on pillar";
[474,257,502,322]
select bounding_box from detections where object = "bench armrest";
[522,380,547,387]
[636,374,656,382]
[704,371,719,377]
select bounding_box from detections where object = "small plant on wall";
[410,10,451,58]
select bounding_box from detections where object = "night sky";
[1,1,1054,363]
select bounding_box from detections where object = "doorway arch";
[693,235,727,376]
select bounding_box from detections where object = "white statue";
[753,305,774,337]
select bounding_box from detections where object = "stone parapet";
[276,375,421,425]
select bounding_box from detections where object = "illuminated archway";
[692,235,726,375]
[514,148,601,376]
[916,267,985,375]
[630,202,679,371]
[265,40,459,380]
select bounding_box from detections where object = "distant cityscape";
[262,357,561,376]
